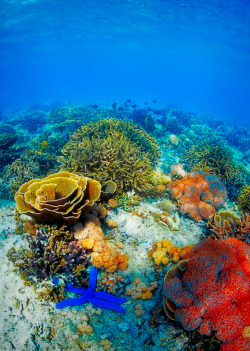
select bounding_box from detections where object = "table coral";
[168,171,227,221]
[15,171,102,225]
[163,237,250,351]
[74,221,129,273]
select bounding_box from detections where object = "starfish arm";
[88,297,126,314]
[93,291,127,305]
[88,264,98,292]
[55,296,88,309]
[64,283,87,295]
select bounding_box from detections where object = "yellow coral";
[149,239,195,265]
[15,172,101,225]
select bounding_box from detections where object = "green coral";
[2,149,60,196]
[182,140,245,184]
[47,105,94,125]
[59,119,160,193]
[237,185,250,214]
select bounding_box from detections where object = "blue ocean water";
[0,0,250,129]
[1,2,250,351]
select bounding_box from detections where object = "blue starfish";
[53,265,127,313]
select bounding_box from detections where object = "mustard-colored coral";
[74,221,128,272]
[237,185,250,214]
[59,119,160,193]
[149,239,195,265]
[15,172,101,225]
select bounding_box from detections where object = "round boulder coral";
[168,172,227,221]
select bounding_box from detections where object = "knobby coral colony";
[168,171,227,221]
[163,238,250,351]
[54,264,127,313]
[59,118,160,193]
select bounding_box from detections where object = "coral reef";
[126,278,158,300]
[237,185,250,214]
[7,225,89,287]
[15,172,102,225]
[182,140,246,199]
[208,211,250,243]
[47,105,94,127]
[3,148,60,196]
[96,271,130,295]
[54,264,127,313]
[168,171,227,221]
[163,237,250,351]
[74,221,129,272]
[59,118,160,193]
[148,239,195,265]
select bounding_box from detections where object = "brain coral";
[168,171,227,221]
[59,118,160,193]
[163,237,250,351]
[15,172,101,225]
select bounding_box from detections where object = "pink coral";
[168,171,227,221]
[163,238,250,351]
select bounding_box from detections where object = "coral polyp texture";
[74,221,129,273]
[59,118,160,193]
[163,237,250,351]
[15,171,101,225]
[168,171,227,221]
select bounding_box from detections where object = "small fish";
[127,99,132,102]
[118,107,124,111]
[155,123,164,131]
[131,104,137,108]
[92,104,99,108]
[144,102,148,105]
[153,99,157,103]
[112,102,117,109]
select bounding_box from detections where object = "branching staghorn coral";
[60,119,160,193]
[208,211,250,243]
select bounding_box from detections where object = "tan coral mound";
[15,172,101,225]
[74,221,128,273]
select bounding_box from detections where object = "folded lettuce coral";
[15,172,101,225]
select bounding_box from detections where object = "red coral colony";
[163,237,250,351]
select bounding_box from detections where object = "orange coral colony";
[74,221,128,273]
[168,171,227,221]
